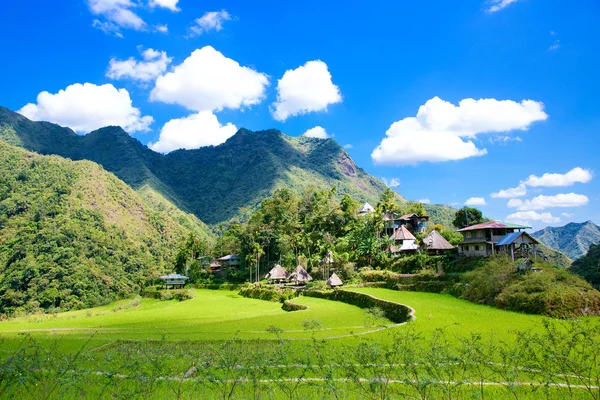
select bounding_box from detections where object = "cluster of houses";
[264,264,343,288]
[360,202,540,263]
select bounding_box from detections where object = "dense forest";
[572,243,600,289]
[0,141,212,315]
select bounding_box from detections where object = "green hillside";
[532,220,600,260]
[0,141,212,315]
[572,243,600,289]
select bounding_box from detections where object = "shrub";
[281,300,308,312]
[142,286,195,301]
[238,286,298,303]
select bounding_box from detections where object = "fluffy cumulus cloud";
[507,193,589,211]
[107,48,172,82]
[487,0,520,13]
[303,126,330,139]
[271,60,342,121]
[492,167,593,199]
[372,97,547,165]
[187,10,231,37]
[88,0,146,35]
[381,178,401,188]
[148,0,179,12]
[148,111,237,153]
[150,46,269,112]
[465,197,487,206]
[491,184,527,199]
[523,167,593,187]
[19,83,153,133]
[506,211,560,224]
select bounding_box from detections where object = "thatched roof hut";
[265,264,289,281]
[326,273,343,287]
[423,230,455,252]
[390,225,416,241]
[289,265,313,284]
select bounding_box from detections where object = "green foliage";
[304,289,412,323]
[454,255,600,317]
[142,286,195,301]
[281,299,308,311]
[238,285,298,303]
[532,220,600,260]
[0,142,209,315]
[452,207,484,229]
[424,203,457,228]
[570,243,600,289]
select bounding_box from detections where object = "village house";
[217,254,241,268]
[390,225,419,254]
[457,221,539,261]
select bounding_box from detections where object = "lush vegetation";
[533,220,600,260]
[572,243,600,289]
[0,142,212,315]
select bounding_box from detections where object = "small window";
[466,232,472,238]
[475,245,480,251]
[477,230,483,238]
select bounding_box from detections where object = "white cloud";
[489,135,522,144]
[303,126,330,139]
[188,10,231,37]
[465,197,487,206]
[381,177,400,188]
[149,0,179,12]
[92,19,123,37]
[148,111,237,153]
[548,40,561,51]
[523,167,593,187]
[150,46,269,112]
[343,144,353,149]
[561,212,574,218]
[506,211,560,224]
[154,24,168,33]
[507,193,589,211]
[418,199,431,204]
[372,96,547,165]
[88,0,146,35]
[107,48,172,82]
[487,0,520,13]
[19,83,153,133]
[271,60,342,121]
[491,184,527,199]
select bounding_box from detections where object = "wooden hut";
[265,264,289,282]
[496,231,539,262]
[159,273,188,289]
[422,230,455,254]
[326,273,343,288]
[390,225,419,253]
[289,265,313,285]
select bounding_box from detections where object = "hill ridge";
[532,220,600,260]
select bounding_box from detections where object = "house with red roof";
[457,221,533,258]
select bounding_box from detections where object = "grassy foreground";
[1,288,600,399]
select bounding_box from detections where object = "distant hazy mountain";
[0,106,400,225]
[532,221,600,260]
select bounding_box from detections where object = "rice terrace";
[2,0,600,399]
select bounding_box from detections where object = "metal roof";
[457,221,531,232]
[160,273,189,279]
[217,254,239,261]
[496,231,539,246]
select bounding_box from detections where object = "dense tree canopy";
[452,207,484,229]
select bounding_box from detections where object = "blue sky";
[1,0,598,230]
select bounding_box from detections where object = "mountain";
[0,141,212,314]
[532,221,600,261]
[0,107,401,225]
[571,244,600,290]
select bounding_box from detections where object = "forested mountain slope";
[533,221,600,260]
[0,141,212,314]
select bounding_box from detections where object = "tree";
[453,207,484,229]
[401,201,427,216]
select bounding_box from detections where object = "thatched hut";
[265,264,289,282]
[289,265,313,285]
[326,273,343,288]
[390,225,419,253]
[422,230,455,254]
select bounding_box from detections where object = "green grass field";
[1,288,599,399]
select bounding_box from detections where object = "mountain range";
[532,221,600,261]
[0,106,403,226]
